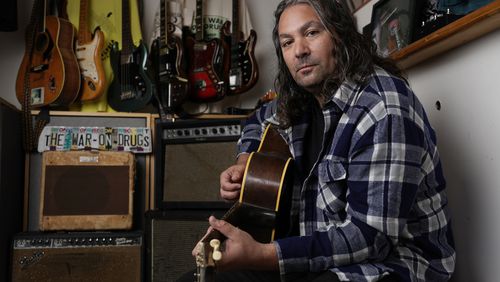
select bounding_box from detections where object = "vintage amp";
[39,151,135,231]
[153,117,245,209]
[11,231,143,282]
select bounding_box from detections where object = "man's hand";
[220,154,249,201]
[206,216,279,271]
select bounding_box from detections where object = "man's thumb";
[209,216,236,238]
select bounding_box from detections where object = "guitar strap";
[21,0,50,152]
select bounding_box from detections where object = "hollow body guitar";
[195,124,294,282]
[16,0,81,108]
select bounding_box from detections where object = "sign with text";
[38,126,152,153]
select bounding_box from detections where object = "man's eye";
[306,30,319,37]
[281,41,292,48]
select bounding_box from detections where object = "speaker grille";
[147,210,226,282]
[163,141,236,203]
[44,166,129,215]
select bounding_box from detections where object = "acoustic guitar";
[150,0,188,120]
[75,0,106,102]
[185,0,230,103]
[227,0,259,95]
[107,0,153,112]
[15,0,81,108]
[195,124,294,282]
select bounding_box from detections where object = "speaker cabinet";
[27,111,151,231]
[145,210,226,282]
[0,99,24,282]
[11,231,143,282]
[154,118,244,209]
[40,151,135,231]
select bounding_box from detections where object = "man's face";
[278,3,336,93]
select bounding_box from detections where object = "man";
[194,0,456,281]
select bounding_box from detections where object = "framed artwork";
[370,0,421,57]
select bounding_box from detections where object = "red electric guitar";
[185,0,230,103]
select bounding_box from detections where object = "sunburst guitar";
[75,0,106,102]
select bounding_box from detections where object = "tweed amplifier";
[11,231,143,282]
[40,151,135,231]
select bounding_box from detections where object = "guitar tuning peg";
[210,239,222,261]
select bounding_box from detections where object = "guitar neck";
[159,0,167,45]
[121,0,134,57]
[77,0,92,43]
[231,0,241,45]
[195,0,204,41]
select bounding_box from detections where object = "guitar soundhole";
[35,33,50,53]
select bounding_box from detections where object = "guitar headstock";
[195,237,222,282]
[255,89,278,109]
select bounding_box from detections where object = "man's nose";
[294,38,310,58]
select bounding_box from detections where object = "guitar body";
[195,125,293,282]
[185,36,229,103]
[76,28,106,102]
[150,35,187,110]
[16,16,81,108]
[107,41,153,112]
[228,30,259,95]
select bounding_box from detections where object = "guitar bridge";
[30,64,48,73]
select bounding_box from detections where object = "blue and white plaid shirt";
[237,67,456,281]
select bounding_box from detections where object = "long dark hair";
[272,0,403,127]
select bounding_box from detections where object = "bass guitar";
[195,124,294,282]
[227,0,259,95]
[108,0,153,112]
[185,0,230,103]
[150,0,187,120]
[75,0,106,102]
[15,0,81,108]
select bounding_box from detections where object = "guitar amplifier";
[153,118,244,210]
[40,151,135,231]
[11,231,143,282]
[145,209,226,282]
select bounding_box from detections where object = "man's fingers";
[208,216,238,239]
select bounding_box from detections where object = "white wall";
[355,2,500,281]
[0,0,280,111]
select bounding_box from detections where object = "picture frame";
[342,0,371,14]
[370,0,422,57]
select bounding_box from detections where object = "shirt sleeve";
[275,110,427,273]
[237,100,279,156]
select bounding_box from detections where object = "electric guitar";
[195,124,294,282]
[15,0,81,108]
[227,0,259,95]
[107,0,153,112]
[185,0,230,103]
[150,0,187,120]
[75,0,106,102]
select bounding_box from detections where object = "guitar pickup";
[30,64,49,73]
[194,43,208,51]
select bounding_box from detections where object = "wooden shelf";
[391,0,500,70]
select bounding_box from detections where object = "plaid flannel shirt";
[237,67,456,281]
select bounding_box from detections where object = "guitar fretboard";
[121,0,133,57]
[77,0,91,43]
[195,0,204,41]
